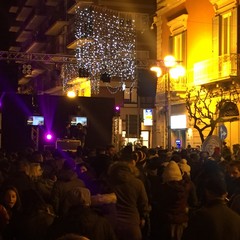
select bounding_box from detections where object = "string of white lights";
[74,5,136,94]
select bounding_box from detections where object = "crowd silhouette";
[0,142,240,240]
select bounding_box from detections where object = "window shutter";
[182,31,187,65]
[212,15,220,58]
[230,7,237,54]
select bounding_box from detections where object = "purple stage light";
[45,133,53,141]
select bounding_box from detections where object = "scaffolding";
[31,127,39,150]
[0,51,154,67]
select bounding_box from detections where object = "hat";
[178,159,191,176]
[162,161,182,183]
[135,150,146,164]
[120,145,133,161]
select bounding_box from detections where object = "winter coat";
[108,161,150,240]
[182,199,240,240]
[47,205,117,240]
[108,161,150,225]
[158,181,189,224]
[51,169,85,216]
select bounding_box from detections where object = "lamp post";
[166,71,172,150]
[151,56,185,150]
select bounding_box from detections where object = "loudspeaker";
[100,72,111,82]
[138,69,157,97]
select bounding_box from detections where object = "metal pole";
[137,95,140,140]
[0,110,2,149]
[167,71,171,150]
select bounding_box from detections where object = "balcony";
[67,0,93,14]
[157,75,188,94]
[45,21,68,36]
[193,53,239,85]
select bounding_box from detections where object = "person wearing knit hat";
[178,159,191,177]
[131,150,147,164]
[154,161,189,240]
[162,160,183,183]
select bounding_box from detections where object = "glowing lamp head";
[45,133,53,141]
[169,66,186,79]
[164,55,176,68]
[150,66,162,77]
[67,90,77,98]
[115,106,120,116]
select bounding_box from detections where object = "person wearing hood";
[51,158,85,216]
[108,161,150,240]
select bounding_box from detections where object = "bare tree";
[185,86,240,143]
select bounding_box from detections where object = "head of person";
[178,159,191,177]
[76,163,88,175]
[30,151,44,163]
[203,172,227,202]
[28,162,43,180]
[105,144,116,157]
[1,186,21,210]
[228,161,240,179]
[56,234,90,240]
[120,145,133,161]
[200,151,210,161]
[132,150,147,166]
[162,160,183,183]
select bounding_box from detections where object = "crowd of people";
[0,142,240,240]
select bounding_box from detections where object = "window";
[212,8,237,76]
[167,14,188,64]
[124,87,137,103]
[171,32,185,63]
[126,114,138,137]
[220,11,231,55]
[213,8,237,57]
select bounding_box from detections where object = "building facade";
[155,0,240,151]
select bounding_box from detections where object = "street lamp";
[151,55,185,150]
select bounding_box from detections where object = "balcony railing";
[157,74,188,93]
[193,53,239,85]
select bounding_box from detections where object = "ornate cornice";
[157,0,186,14]
[167,14,188,36]
[209,0,238,14]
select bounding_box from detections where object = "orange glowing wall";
[158,0,215,85]
[185,0,215,77]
